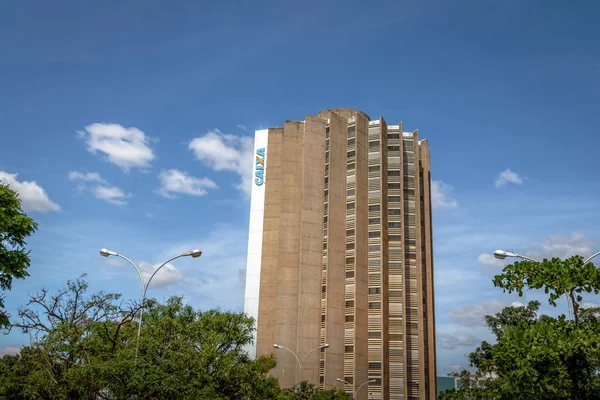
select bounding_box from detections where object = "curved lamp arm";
[493,250,539,263]
[273,344,301,370]
[108,252,145,294]
[515,254,539,262]
[584,251,600,264]
[300,344,329,366]
[357,380,376,396]
[143,254,185,298]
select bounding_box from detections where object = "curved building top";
[315,108,371,121]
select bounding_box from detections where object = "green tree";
[440,256,600,400]
[277,381,350,400]
[493,256,600,325]
[1,276,281,399]
[0,183,38,327]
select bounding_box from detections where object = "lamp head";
[100,248,117,257]
[493,249,508,260]
[322,343,329,348]
[190,249,202,258]
[273,344,279,349]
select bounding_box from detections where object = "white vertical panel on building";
[243,129,268,359]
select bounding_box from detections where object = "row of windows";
[342,232,402,242]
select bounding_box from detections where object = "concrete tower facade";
[244,108,436,399]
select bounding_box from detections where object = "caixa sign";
[254,148,265,186]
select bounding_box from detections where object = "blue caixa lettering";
[255,148,265,186]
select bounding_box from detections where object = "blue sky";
[2,0,600,375]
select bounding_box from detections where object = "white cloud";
[93,185,131,206]
[105,258,183,288]
[581,302,600,309]
[145,212,154,218]
[67,171,130,206]
[78,123,156,171]
[448,299,510,327]
[103,258,123,267]
[157,169,218,198]
[449,364,465,373]
[188,129,254,197]
[236,124,247,131]
[495,169,524,187]
[524,232,595,261]
[166,225,249,311]
[477,253,505,267]
[438,331,480,350]
[68,171,107,184]
[0,346,21,357]
[431,180,458,209]
[137,261,183,288]
[0,171,60,213]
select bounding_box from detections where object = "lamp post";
[493,249,600,319]
[273,343,329,384]
[100,248,202,358]
[337,378,376,399]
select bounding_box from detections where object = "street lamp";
[337,378,376,399]
[493,249,600,319]
[100,248,202,358]
[273,343,329,384]
[493,249,538,262]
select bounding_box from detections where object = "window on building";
[346,229,354,236]
[369,217,379,225]
[389,222,401,228]
[368,287,381,294]
[369,165,379,172]
[389,208,401,215]
[347,189,355,196]
[388,196,401,202]
[347,202,355,210]
[369,205,380,212]
[346,270,354,278]
[347,162,355,170]
[388,170,400,176]
[347,150,355,158]
[345,315,354,322]
[369,362,382,370]
[346,243,354,250]
[369,231,380,238]
[368,302,381,309]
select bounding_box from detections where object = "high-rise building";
[244,108,436,400]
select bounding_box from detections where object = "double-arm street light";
[493,249,600,319]
[273,343,329,384]
[100,248,202,358]
[337,378,376,399]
